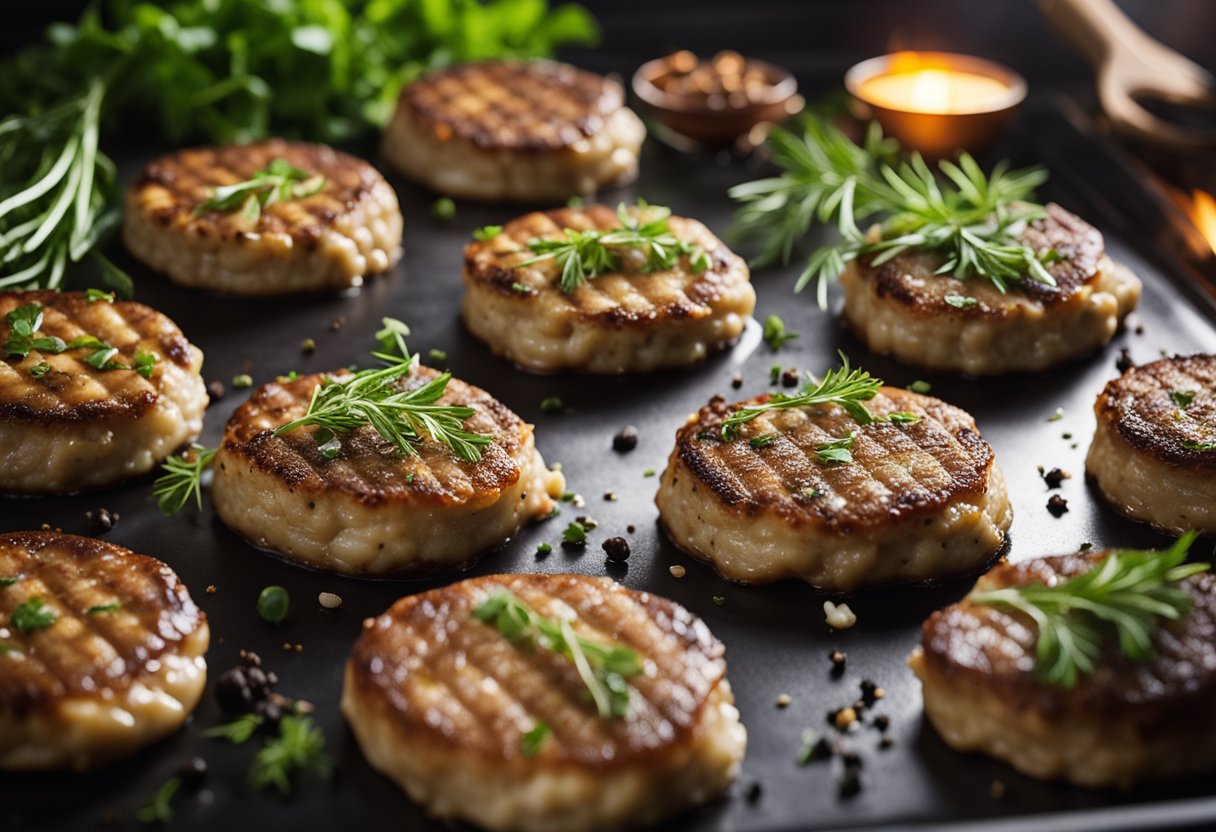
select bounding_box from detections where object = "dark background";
[4,1,1216,91]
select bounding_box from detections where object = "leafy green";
[202,714,265,745]
[814,432,855,465]
[135,777,181,825]
[521,721,550,757]
[762,314,798,351]
[153,444,218,515]
[250,715,331,795]
[1,0,599,289]
[730,116,1054,307]
[473,589,642,719]
[195,157,325,224]
[11,597,56,633]
[972,533,1208,687]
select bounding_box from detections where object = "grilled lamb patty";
[840,204,1141,375]
[342,573,746,832]
[462,204,755,374]
[910,549,1216,788]
[211,366,564,576]
[0,531,208,771]
[655,387,1012,592]
[124,139,402,295]
[0,290,205,494]
[381,60,645,203]
[1086,353,1216,534]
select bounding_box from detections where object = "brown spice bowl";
[845,52,1027,158]
[632,55,802,149]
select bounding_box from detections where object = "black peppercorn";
[744,781,763,803]
[839,766,862,797]
[1116,348,1134,374]
[1047,494,1069,517]
[602,537,631,562]
[215,667,253,712]
[206,380,226,403]
[829,650,847,676]
[873,714,890,732]
[731,374,744,389]
[859,679,879,704]
[86,507,118,534]
[612,425,639,452]
[1041,467,1070,489]
[781,367,799,388]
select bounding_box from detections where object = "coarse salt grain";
[824,601,857,629]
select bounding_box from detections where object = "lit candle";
[845,52,1027,157]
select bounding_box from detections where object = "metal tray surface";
[3,106,1216,832]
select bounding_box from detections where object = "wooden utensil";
[1039,0,1216,149]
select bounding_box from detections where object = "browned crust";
[1094,353,1216,469]
[219,366,526,508]
[462,204,747,326]
[0,290,194,425]
[400,61,624,152]
[868,203,1105,317]
[674,387,994,534]
[920,550,1216,723]
[127,139,386,246]
[347,573,726,768]
[0,531,205,714]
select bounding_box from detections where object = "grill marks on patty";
[463,205,745,326]
[0,291,193,425]
[402,61,626,152]
[870,203,1106,316]
[1096,353,1216,468]
[130,139,382,245]
[921,551,1216,717]
[219,368,526,508]
[348,573,726,766]
[675,388,994,532]
[0,531,205,714]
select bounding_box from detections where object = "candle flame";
[1186,190,1216,255]
[909,69,953,113]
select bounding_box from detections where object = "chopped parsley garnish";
[86,602,121,614]
[11,597,56,633]
[0,577,17,586]
[472,589,642,719]
[250,715,331,794]
[29,361,51,378]
[232,373,253,389]
[3,302,153,377]
[86,288,115,303]
[521,721,550,757]
[944,293,978,308]
[540,397,564,414]
[749,433,777,449]
[908,380,931,394]
[202,714,264,745]
[815,432,856,465]
[562,521,587,545]
[762,314,798,351]
[135,777,181,824]
[473,225,503,242]
[431,196,455,220]
[1170,390,1196,410]
[1182,439,1215,452]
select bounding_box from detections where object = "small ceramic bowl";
[632,53,802,150]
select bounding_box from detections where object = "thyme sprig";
[514,200,710,293]
[195,158,325,226]
[153,444,218,516]
[972,532,1209,688]
[473,589,643,719]
[730,116,1055,307]
[250,714,331,795]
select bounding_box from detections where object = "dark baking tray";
[3,97,1216,832]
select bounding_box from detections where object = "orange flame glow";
[1186,190,1216,256]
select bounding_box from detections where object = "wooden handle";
[1037,0,1146,68]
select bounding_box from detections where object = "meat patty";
[840,204,1141,375]
[1086,353,1216,535]
[462,204,755,373]
[655,387,1012,592]
[0,290,206,494]
[211,366,564,576]
[910,550,1216,788]
[123,139,402,295]
[0,531,208,771]
[381,61,645,203]
[341,573,746,832]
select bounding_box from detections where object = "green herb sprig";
[153,444,218,516]
[195,158,325,225]
[473,589,643,719]
[135,777,181,825]
[730,116,1055,307]
[11,597,56,633]
[4,301,156,377]
[971,532,1209,688]
[514,200,710,293]
[250,714,331,795]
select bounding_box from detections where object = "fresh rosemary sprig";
[153,445,218,516]
[135,776,181,824]
[971,532,1209,688]
[273,353,493,463]
[730,116,1055,307]
[195,158,325,226]
[202,714,265,745]
[472,589,643,719]
[514,200,710,293]
[722,354,883,439]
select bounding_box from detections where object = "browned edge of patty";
[400,60,624,152]
[673,387,995,533]
[128,139,386,245]
[462,204,745,325]
[347,573,727,768]
[920,550,1216,723]
[867,204,1106,316]
[219,367,527,508]
[0,290,194,425]
[0,531,205,714]
[1095,353,1216,469]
